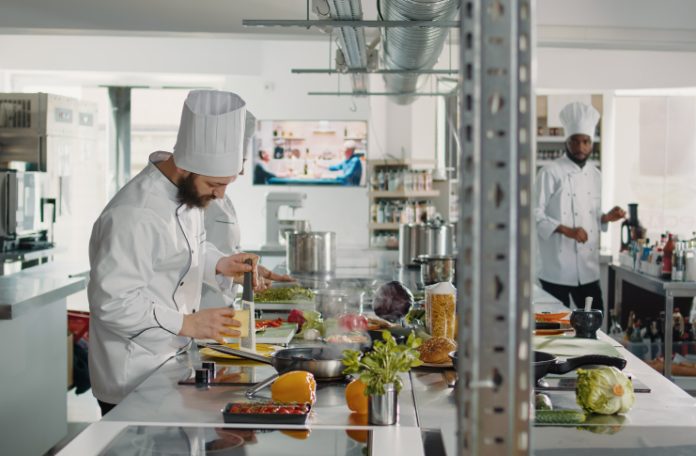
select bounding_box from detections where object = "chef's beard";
[177,173,215,208]
[565,147,588,168]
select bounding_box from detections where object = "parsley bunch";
[342,330,422,396]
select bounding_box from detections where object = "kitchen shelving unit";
[367,159,439,249]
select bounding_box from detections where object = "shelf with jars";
[367,159,440,248]
[536,93,603,169]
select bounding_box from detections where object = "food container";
[398,223,430,267]
[286,231,336,275]
[315,288,350,317]
[222,402,311,424]
[278,219,311,246]
[425,282,457,339]
[417,254,455,286]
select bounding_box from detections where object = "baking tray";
[222,403,311,425]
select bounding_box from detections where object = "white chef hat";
[173,90,247,177]
[344,139,357,149]
[243,111,256,160]
[559,102,600,140]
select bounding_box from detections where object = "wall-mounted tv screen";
[253,120,367,186]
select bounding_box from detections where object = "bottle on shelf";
[378,170,386,191]
[662,233,675,280]
[673,241,686,282]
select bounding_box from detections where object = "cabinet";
[367,159,440,249]
[536,93,603,168]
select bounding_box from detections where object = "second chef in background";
[535,102,625,310]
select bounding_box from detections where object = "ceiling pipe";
[380,0,460,105]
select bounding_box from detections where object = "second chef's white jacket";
[201,195,241,309]
[535,154,607,286]
[88,151,232,404]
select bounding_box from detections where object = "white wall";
[0,34,442,251]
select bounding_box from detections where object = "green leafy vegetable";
[404,308,426,327]
[255,286,315,303]
[298,310,323,336]
[342,330,422,396]
[575,367,635,415]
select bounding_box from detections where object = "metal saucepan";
[533,350,626,384]
[203,345,346,397]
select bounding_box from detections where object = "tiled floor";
[44,389,101,455]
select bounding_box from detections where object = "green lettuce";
[576,367,635,415]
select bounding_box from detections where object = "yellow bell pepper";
[271,370,317,405]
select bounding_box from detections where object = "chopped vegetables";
[255,286,315,303]
[575,367,635,415]
[255,318,283,330]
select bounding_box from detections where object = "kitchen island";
[57,253,696,455]
[0,261,87,456]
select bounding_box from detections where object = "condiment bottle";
[663,233,675,279]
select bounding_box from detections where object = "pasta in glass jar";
[425,282,456,338]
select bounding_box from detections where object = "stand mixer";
[262,191,307,252]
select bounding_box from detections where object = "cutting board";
[255,323,297,345]
[533,335,625,359]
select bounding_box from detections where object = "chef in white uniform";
[201,112,294,310]
[535,102,625,310]
[88,90,261,415]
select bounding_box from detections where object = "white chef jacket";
[535,154,607,286]
[88,151,232,404]
[201,195,241,309]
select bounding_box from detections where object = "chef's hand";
[216,253,259,288]
[602,206,627,223]
[557,225,588,243]
[258,265,294,283]
[179,307,241,343]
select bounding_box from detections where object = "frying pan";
[203,344,346,398]
[446,350,626,384]
[533,351,626,383]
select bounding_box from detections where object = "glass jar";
[425,282,456,339]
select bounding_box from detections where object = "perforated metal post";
[457,0,534,454]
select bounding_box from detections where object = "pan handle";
[246,373,280,399]
[550,355,627,376]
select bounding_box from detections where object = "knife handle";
[242,258,254,302]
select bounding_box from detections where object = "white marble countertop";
[0,261,88,319]
[56,257,696,455]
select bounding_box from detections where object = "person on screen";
[328,140,363,186]
[253,149,277,184]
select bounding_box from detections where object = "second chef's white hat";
[559,102,600,140]
[173,90,247,177]
[243,110,256,160]
[344,139,357,149]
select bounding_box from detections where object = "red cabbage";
[373,281,414,322]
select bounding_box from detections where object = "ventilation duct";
[381,0,459,104]
[314,0,371,93]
